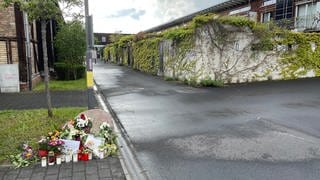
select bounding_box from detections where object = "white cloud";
[65,0,229,34]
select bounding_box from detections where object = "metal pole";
[23,11,32,91]
[85,0,95,109]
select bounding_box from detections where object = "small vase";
[38,150,48,157]
[81,153,89,161]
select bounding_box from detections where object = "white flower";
[100,122,110,130]
[76,118,88,128]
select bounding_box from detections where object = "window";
[296,2,318,30]
[101,36,106,43]
[262,12,273,23]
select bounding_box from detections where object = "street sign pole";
[85,0,95,109]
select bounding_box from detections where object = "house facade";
[0,1,57,92]
[145,0,320,33]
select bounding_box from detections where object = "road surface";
[94,62,320,180]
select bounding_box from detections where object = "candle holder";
[48,151,55,166]
[56,155,62,165]
[41,157,47,167]
[72,153,78,162]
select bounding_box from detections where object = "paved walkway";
[0,89,126,180]
[0,158,125,180]
[0,90,98,110]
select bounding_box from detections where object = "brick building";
[145,0,320,33]
[0,1,58,91]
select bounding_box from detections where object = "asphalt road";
[94,62,320,180]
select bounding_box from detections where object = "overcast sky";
[81,0,227,34]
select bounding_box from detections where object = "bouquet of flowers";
[47,139,65,155]
[99,122,117,145]
[73,114,92,133]
[9,144,38,168]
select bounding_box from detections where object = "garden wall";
[104,14,320,86]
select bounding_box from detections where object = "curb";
[93,84,149,180]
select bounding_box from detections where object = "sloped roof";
[144,0,249,33]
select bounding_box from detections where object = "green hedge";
[54,62,85,80]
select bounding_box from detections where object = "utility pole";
[85,0,95,109]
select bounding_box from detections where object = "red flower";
[80,114,86,120]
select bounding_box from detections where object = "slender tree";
[1,0,82,117]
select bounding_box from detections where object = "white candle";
[61,154,65,162]
[56,156,62,165]
[89,152,92,160]
[99,151,104,159]
[65,154,71,163]
[41,157,47,167]
[73,153,78,162]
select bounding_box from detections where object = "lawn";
[33,78,87,91]
[0,107,86,163]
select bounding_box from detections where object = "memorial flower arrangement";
[9,144,38,168]
[9,112,118,168]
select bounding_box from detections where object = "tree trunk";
[41,20,53,117]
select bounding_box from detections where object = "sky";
[77,0,228,34]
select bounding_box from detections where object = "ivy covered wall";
[104,14,320,86]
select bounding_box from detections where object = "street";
[94,62,320,180]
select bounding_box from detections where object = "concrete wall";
[161,23,315,84]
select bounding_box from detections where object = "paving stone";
[60,163,72,169]
[72,172,85,180]
[86,174,99,180]
[85,160,97,167]
[108,158,121,167]
[30,176,45,180]
[111,168,125,178]
[33,167,47,173]
[72,163,85,172]
[113,177,126,180]
[58,169,72,178]
[46,166,59,175]
[18,169,33,178]
[98,168,111,178]
[72,172,85,178]
[31,172,45,179]
[97,162,110,169]
[3,174,18,180]
[99,178,112,180]
[44,174,58,180]
[85,166,98,175]
[58,177,72,180]
[16,178,30,180]
[6,169,20,175]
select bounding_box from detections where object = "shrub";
[54,62,85,80]
[199,78,224,87]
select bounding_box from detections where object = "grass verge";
[33,78,87,91]
[0,107,86,163]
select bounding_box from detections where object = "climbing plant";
[280,32,320,79]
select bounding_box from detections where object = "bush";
[54,62,85,80]
[199,78,224,87]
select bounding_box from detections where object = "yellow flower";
[48,132,53,136]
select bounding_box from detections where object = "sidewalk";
[0,90,97,110]
[0,90,126,180]
[0,157,124,180]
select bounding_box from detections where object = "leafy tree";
[55,20,86,79]
[1,0,82,117]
